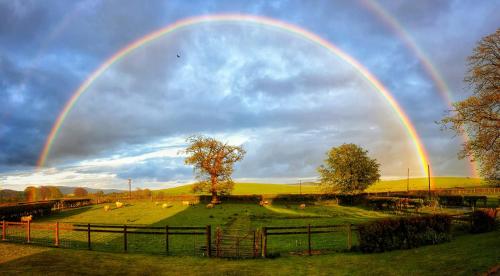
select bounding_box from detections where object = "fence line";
[1,220,210,256]
[0,214,478,258]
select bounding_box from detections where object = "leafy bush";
[335,194,368,206]
[464,196,488,208]
[358,214,452,253]
[367,197,398,210]
[438,195,464,206]
[470,208,498,233]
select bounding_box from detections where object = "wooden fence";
[262,224,355,257]
[1,221,210,256]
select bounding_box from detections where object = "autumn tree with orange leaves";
[184,135,246,204]
[441,29,499,185]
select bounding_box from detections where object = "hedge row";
[358,214,452,253]
[438,195,488,207]
[367,197,424,211]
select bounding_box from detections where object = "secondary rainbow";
[361,0,479,177]
[37,14,432,179]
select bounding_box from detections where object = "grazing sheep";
[104,205,110,211]
[21,215,32,222]
[115,201,123,208]
[299,203,306,209]
[259,200,270,206]
[155,202,160,206]
[206,203,214,209]
[182,201,190,206]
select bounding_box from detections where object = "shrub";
[367,197,398,210]
[335,194,368,206]
[470,208,498,233]
[358,214,452,253]
[464,196,488,208]
[438,195,464,206]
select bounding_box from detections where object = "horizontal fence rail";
[1,221,210,256]
[262,224,356,257]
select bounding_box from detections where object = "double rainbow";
[37,14,432,179]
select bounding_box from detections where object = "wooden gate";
[213,227,260,258]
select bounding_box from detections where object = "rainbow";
[361,0,479,178]
[37,14,432,180]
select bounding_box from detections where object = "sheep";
[206,203,214,209]
[162,203,173,209]
[115,201,123,208]
[259,200,270,206]
[21,215,32,222]
[182,201,190,206]
[299,203,306,209]
[104,205,110,211]
[155,202,160,206]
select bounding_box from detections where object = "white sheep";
[21,215,32,222]
[182,201,190,206]
[299,203,306,209]
[206,203,214,209]
[104,205,110,211]
[115,201,123,208]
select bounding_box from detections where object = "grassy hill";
[154,177,486,195]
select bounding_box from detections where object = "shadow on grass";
[35,206,94,222]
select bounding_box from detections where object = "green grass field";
[3,193,498,275]
[1,230,498,275]
[31,201,394,255]
[155,177,486,195]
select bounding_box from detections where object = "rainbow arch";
[360,0,479,177]
[37,14,432,179]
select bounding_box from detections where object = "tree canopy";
[441,29,499,184]
[317,144,380,193]
[184,135,246,203]
[73,187,88,197]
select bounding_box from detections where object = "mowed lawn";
[155,177,487,195]
[0,230,498,275]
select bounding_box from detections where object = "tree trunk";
[210,175,219,204]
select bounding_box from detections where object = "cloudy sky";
[1,0,498,190]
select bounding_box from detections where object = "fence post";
[2,221,5,241]
[87,223,91,250]
[27,220,31,243]
[347,223,352,251]
[307,224,312,256]
[206,225,211,257]
[262,227,267,258]
[216,227,221,257]
[55,222,59,247]
[252,230,256,258]
[165,225,169,255]
[123,225,127,252]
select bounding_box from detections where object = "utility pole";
[299,180,302,195]
[407,168,409,193]
[427,164,431,199]
[128,178,132,199]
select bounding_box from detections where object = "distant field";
[155,177,486,195]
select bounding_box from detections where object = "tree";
[73,187,88,197]
[39,186,51,200]
[48,187,63,199]
[24,186,41,202]
[184,135,246,203]
[317,144,380,193]
[441,29,500,184]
